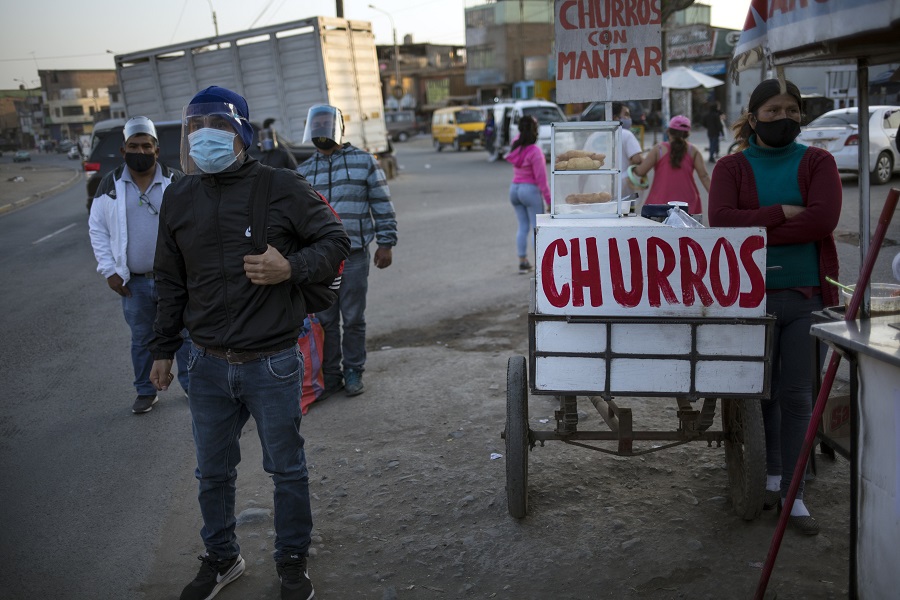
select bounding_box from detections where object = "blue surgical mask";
[188,128,238,173]
[620,117,633,130]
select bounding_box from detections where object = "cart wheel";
[505,355,530,519]
[722,398,766,520]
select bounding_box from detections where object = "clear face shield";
[302,105,343,149]
[180,102,249,175]
[259,128,278,152]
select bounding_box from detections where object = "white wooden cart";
[503,122,775,519]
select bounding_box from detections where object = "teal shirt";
[744,136,820,289]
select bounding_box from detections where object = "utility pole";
[205,0,219,36]
[369,4,402,100]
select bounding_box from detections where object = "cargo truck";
[113,16,389,162]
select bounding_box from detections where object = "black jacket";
[150,158,350,357]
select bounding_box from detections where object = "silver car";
[797,106,900,185]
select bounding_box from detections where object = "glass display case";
[549,121,625,218]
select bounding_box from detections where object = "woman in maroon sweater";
[709,79,841,535]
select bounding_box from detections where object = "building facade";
[38,69,117,141]
[464,0,555,103]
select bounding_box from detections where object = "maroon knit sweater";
[708,146,842,307]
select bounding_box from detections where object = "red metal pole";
[754,187,899,599]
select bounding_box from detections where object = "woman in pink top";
[633,115,711,215]
[505,116,551,273]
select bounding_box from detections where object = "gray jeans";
[764,290,824,499]
[318,247,370,377]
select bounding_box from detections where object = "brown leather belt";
[198,341,297,365]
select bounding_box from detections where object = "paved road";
[1,134,897,598]
[0,151,83,214]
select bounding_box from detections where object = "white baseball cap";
[124,116,158,142]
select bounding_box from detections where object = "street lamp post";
[368,4,401,98]
[205,0,220,36]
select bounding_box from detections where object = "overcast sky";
[0,0,749,90]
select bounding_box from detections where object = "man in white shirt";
[88,117,191,414]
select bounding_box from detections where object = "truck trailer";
[113,16,389,159]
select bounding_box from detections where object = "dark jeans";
[764,290,824,499]
[186,345,311,561]
[707,134,720,159]
[318,247,370,376]
[122,275,190,395]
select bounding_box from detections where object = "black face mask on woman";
[124,152,156,173]
[753,117,801,148]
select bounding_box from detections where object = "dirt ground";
[147,303,852,600]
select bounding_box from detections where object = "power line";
[0,53,115,63]
[170,0,191,43]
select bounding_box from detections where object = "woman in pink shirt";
[505,116,551,273]
[633,115,711,216]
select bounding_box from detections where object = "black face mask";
[124,152,156,173]
[313,138,338,151]
[753,118,801,148]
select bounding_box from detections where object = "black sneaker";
[277,553,315,600]
[180,554,245,600]
[317,374,344,402]
[132,394,158,414]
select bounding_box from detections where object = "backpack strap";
[250,164,274,252]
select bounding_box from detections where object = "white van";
[483,99,567,162]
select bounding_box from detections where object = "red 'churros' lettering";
[609,237,643,307]
[571,237,603,307]
[646,237,678,307]
[739,235,766,308]
[542,238,570,307]
[538,232,765,312]
[710,238,740,306]
[679,237,714,307]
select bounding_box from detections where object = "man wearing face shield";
[297,105,398,399]
[148,86,349,600]
[88,116,191,414]
[257,117,298,169]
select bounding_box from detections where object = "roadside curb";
[0,168,82,216]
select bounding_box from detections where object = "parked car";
[796,105,900,185]
[432,106,485,151]
[56,140,74,153]
[483,99,567,161]
[384,110,419,142]
[574,100,650,128]
[13,150,31,163]
[83,119,182,212]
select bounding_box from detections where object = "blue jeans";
[509,183,543,259]
[318,247,369,377]
[764,290,824,499]
[122,275,190,396]
[186,345,311,561]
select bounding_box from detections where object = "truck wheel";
[505,355,530,519]
[433,138,442,152]
[722,398,766,520]
[397,132,409,142]
[453,139,461,152]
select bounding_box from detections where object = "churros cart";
[503,121,775,519]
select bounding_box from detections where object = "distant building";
[464,0,556,103]
[0,87,42,149]
[374,37,479,128]
[38,69,117,141]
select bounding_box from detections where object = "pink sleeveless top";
[643,142,702,214]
